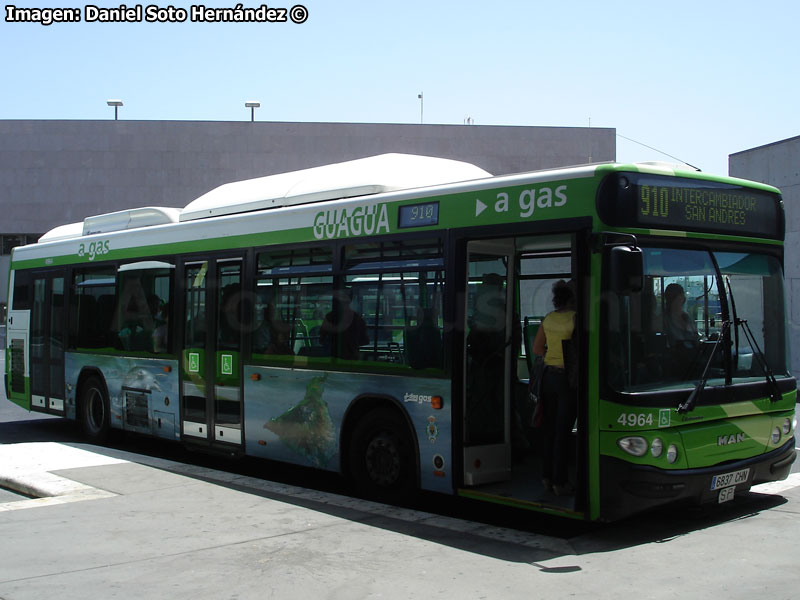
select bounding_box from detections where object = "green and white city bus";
[4,153,796,521]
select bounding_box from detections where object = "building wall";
[0,120,615,236]
[729,135,800,379]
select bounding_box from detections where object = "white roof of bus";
[38,221,85,242]
[35,154,492,243]
[180,153,492,222]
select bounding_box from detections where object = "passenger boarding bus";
[4,154,796,521]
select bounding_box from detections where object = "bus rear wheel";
[79,375,110,443]
[349,408,416,500]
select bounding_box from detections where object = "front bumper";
[599,437,796,522]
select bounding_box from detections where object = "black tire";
[79,375,110,443]
[349,408,417,501]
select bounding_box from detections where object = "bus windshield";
[605,246,791,394]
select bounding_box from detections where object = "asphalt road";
[1,356,799,599]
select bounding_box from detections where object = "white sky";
[2,0,799,176]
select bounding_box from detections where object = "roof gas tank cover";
[82,207,181,236]
[179,153,492,222]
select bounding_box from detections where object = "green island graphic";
[263,373,336,468]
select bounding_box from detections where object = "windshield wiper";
[678,320,729,414]
[726,276,782,404]
[735,317,782,403]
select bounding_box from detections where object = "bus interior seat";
[292,319,310,353]
[77,295,97,345]
[631,332,667,384]
[297,345,330,358]
[405,320,442,369]
[386,341,403,363]
[130,328,153,352]
[95,294,117,347]
[307,324,321,346]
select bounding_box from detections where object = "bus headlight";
[666,444,678,464]
[618,436,648,457]
[771,426,781,444]
[650,438,663,458]
[782,418,792,435]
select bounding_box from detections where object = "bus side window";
[115,261,175,354]
[71,267,117,350]
[12,270,32,311]
[255,246,334,362]
[343,238,445,370]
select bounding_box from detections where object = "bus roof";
[179,153,493,222]
[30,157,782,247]
[37,154,492,242]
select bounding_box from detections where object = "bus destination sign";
[639,182,762,229]
[598,172,784,239]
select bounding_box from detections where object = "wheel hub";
[365,433,400,487]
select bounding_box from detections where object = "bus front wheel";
[349,408,416,500]
[79,375,110,443]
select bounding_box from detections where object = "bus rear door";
[29,270,67,415]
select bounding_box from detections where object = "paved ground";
[1,437,799,600]
[1,351,799,600]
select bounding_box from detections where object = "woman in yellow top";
[532,280,577,496]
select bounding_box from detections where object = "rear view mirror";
[609,246,643,295]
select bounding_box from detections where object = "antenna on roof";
[617,133,701,172]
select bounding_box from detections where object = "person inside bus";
[218,283,242,349]
[532,279,577,497]
[116,281,151,350]
[663,283,699,345]
[405,306,442,369]
[253,302,272,352]
[307,306,326,346]
[319,288,369,360]
[465,272,507,445]
[151,299,169,353]
[253,302,293,355]
[663,283,701,378]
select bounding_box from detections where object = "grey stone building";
[0,119,615,306]
[729,135,800,380]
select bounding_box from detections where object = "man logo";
[718,432,747,446]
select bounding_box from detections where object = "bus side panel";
[6,309,31,410]
[65,353,181,439]
[243,366,453,494]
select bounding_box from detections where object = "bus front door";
[180,258,244,449]
[463,240,515,485]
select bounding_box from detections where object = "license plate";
[711,468,750,491]
[718,486,736,503]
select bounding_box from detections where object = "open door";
[463,239,515,485]
[460,233,584,514]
